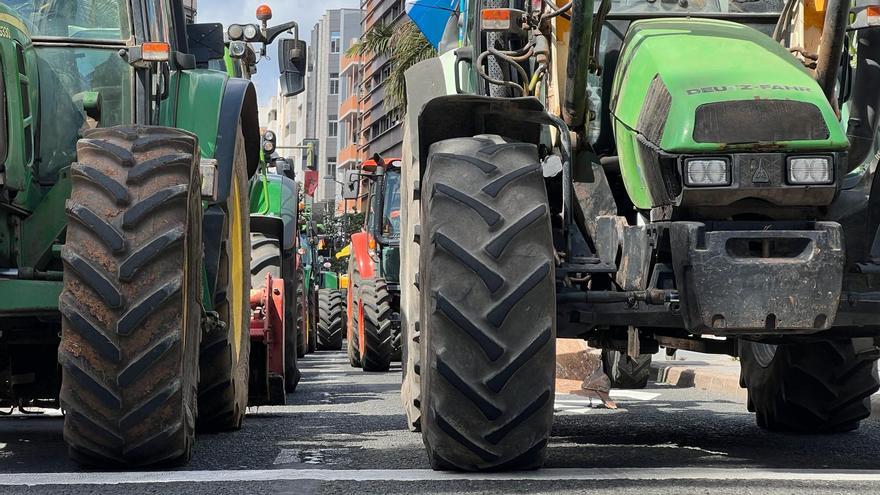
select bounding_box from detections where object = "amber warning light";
[256,4,273,22]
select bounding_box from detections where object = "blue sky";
[202,0,356,106]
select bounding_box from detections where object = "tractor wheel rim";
[230,177,245,359]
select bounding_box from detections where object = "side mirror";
[343,170,360,200]
[186,23,225,67]
[279,39,307,97]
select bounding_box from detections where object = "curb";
[651,362,747,402]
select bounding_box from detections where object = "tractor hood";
[610,18,848,153]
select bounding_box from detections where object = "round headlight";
[229,41,247,59]
[243,24,260,42]
[264,130,276,141]
[227,24,244,41]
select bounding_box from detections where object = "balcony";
[338,143,362,167]
[341,54,361,75]
[339,94,360,121]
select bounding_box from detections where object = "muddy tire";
[317,290,345,350]
[250,233,300,394]
[601,350,651,389]
[197,127,251,432]
[61,126,203,467]
[296,274,307,359]
[360,279,394,372]
[740,339,880,433]
[420,135,556,471]
[285,270,300,392]
[308,290,318,354]
[347,293,362,368]
[400,118,422,432]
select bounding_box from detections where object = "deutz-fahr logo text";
[686,85,813,95]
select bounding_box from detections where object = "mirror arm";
[266,21,299,45]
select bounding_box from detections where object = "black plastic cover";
[694,100,830,143]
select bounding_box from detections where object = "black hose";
[846,28,880,170]
[814,0,849,107]
[564,0,594,128]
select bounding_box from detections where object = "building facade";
[304,9,363,218]
[182,0,196,22]
[358,0,406,162]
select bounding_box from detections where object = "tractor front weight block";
[670,221,845,334]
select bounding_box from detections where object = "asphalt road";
[2,351,880,494]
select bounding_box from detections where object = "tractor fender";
[215,78,261,201]
[404,57,543,183]
[349,232,376,281]
[250,174,299,251]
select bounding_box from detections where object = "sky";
[201,0,356,106]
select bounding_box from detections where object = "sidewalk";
[651,351,746,402]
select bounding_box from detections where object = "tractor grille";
[693,100,830,144]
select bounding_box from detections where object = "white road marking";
[609,390,661,401]
[4,467,880,486]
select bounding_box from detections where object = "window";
[330,31,341,53]
[326,160,337,178]
[328,117,338,138]
[329,73,339,95]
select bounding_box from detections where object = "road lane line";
[4,467,880,485]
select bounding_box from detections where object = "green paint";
[161,69,227,159]
[321,271,339,290]
[0,279,62,315]
[20,172,71,269]
[610,18,847,209]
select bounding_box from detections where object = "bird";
[575,365,618,409]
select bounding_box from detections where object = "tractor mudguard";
[215,78,261,196]
[350,232,376,280]
[167,69,258,202]
[404,57,543,183]
[249,174,299,251]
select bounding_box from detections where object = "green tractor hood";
[611,18,847,154]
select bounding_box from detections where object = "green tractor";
[297,212,320,356]
[315,230,348,351]
[0,0,304,466]
[401,0,880,471]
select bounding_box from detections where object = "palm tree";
[348,20,437,111]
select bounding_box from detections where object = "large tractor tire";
[400,119,422,431]
[250,233,300,393]
[347,305,362,368]
[360,278,395,372]
[61,126,203,466]
[308,289,319,354]
[419,135,556,471]
[317,290,345,350]
[740,339,879,433]
[197,127,251,432]
[296,273,307,359]
[601,349,651,389]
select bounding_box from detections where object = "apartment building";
[304,9,363,218]
[358,0,406,162]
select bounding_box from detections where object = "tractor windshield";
[4,0,131,41]
[382,170,401,240]
[607,0,784,14]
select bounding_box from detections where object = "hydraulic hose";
[814,0,849,108]
[563,0,594,129]
[846,28,880,170]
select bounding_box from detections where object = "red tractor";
[345,156,403,372]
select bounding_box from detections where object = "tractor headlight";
[684,158,730,187]
[243,24,261,42]
[229,41,248,59]
[228,24,244,41]
[787,156,833,185]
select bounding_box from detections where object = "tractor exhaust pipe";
[846,28,880,170]
[814,0,849,109]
